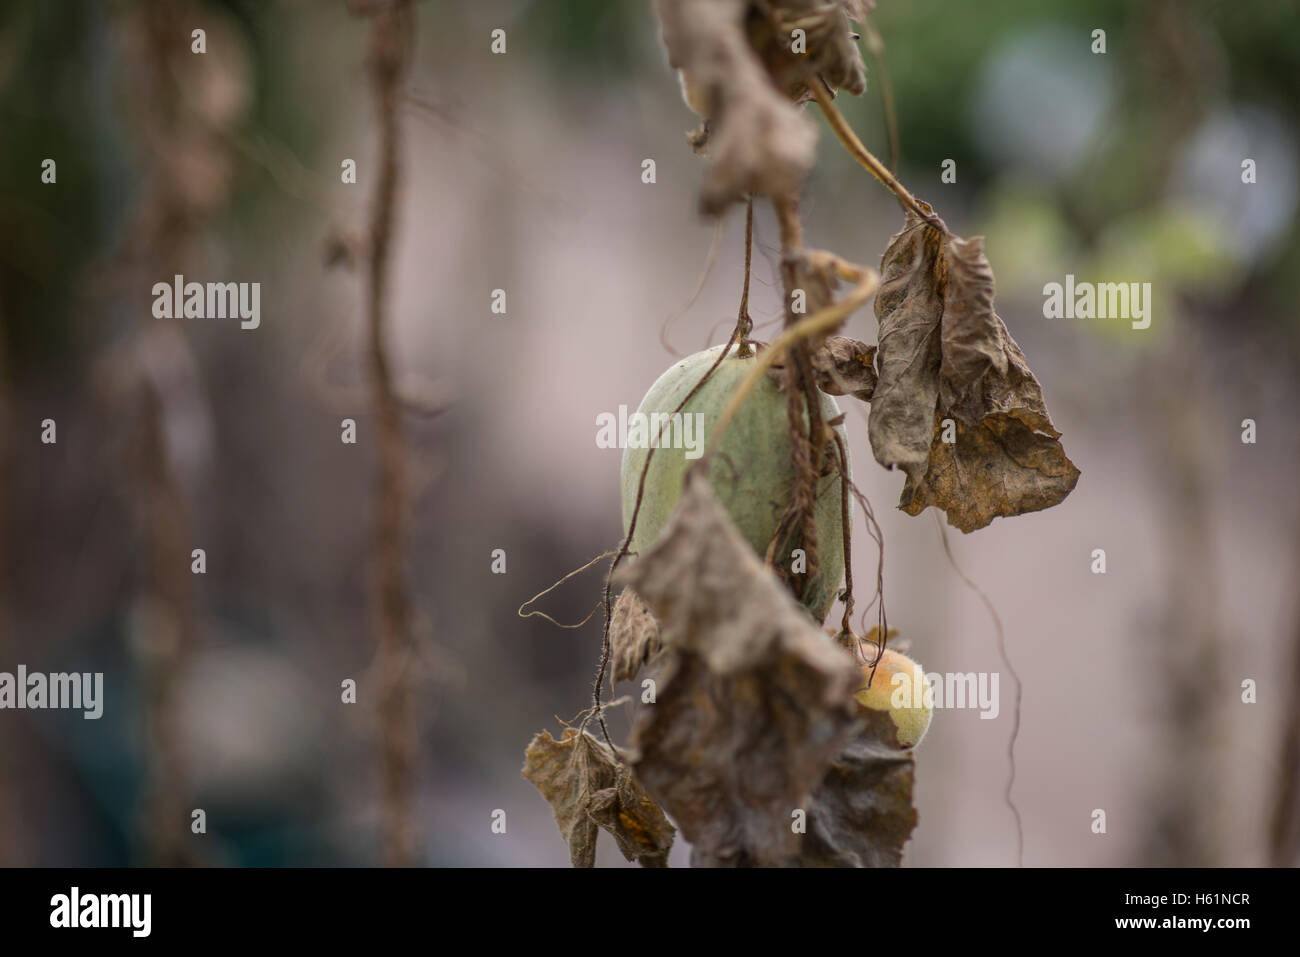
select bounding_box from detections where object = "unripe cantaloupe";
[619,345,849,622]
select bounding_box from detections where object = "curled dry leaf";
[615,471,865,866]
[753,0,867,103]
[656,0,814,210]
[700,80,816,214]
[657,0,817,213]
[811,335,878,400]
[656,0,870,211]
[522,727,675,868]
[868,204,947,478]
[800,708,918,867]
[610,587,662,684]
[868,205,1080,531]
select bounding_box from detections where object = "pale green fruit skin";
[620,345,849,622]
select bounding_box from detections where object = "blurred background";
[0,0,1297,866]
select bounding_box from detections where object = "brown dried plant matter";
[523,726,675,868]
[613,473,915,867]
[615,471,859,867]
[356,0,422,867]
[609,588,662,685]
[523,0,1083,869]
[811,336,877,400]
[105,0,252,866]
[869,205,1079,531]
[801,708,918,867]
[656,0,866,213]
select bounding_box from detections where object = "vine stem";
[737,197,755,357]
[769,193,827,604]
[809,77,940,230]
[361,0,418,869]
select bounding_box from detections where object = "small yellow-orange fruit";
[855,648,932,749]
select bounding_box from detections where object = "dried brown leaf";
[812,335,878,400]
[615,471,864,866]
[901,414,1080,531]
[522,727,675,868]
[842,0,875,21]
[701,81,816,214]
[656,0,818,213]
[868,206,1080,531]
[800,708,918,867]
[610,587,662,684]
[655,1,870,211]
[868,204,948,477]
[940,236,1056,434]
[756,1,868,102]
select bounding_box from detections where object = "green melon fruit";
[619,344,850,622]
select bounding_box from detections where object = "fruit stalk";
[810,77,939,229]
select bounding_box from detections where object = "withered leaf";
[656,0,818,213]
[754,1,867,103]
[800,708,918,867]
[940,236,1056,434]
[868,203,947,478]
[610,587,662,685]
[903,412,1082,532]
[615,471,864,866]
[522,727,675,868]
[868,206,1080,531]
[812,336,878,400]
[588,760,675,868]
[656,1,871,211]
